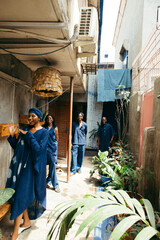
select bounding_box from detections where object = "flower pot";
[100,175,112,186]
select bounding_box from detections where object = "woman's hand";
[9,120,17,137]
[19,129,28,135]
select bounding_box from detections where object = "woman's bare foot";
[20,220,31,228]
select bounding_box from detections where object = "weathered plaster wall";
[86,75,103,149]
[138,77,160,210]
[0,55,38,187]
[140,127,156,206]
[152,77,160,210]
[129,92,142,161]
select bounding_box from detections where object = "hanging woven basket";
[31,66,63,97]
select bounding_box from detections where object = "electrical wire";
[0,42,71,56]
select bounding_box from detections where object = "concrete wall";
[86,75,103,149]
[0,55,39,187]
[140,127,156,206]
[129,92,142,161]
[152,77,160,210]
[136,77,160,210]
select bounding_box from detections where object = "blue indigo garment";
[6,127,49,220]
[97,123,114,152]
[71,144,85,173]
[46,126,58,159]
[29,108,43,120]
[70,121,87,174]
[72,121,87,145]
[44,125,59,188]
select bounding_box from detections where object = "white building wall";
[86,75,103,149]
[114,0,160,69]
[114,0,144,69]
[142,0,159,46]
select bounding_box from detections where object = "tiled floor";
[0,151,99,240]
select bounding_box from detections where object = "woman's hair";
[43,114,56,128]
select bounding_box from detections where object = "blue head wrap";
[29,108,43,120]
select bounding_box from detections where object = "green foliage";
[0,188,15,206]
[90,150,109,176]
[115,85,130,142]
[89,121,100,139]
[0,188,15,239]
[90,142,153,194]
[47,190,160,240]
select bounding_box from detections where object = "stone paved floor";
[0,150,99,240]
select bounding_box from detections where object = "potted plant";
[90,150,112,186]
[90,142,153,194]
[47,190,160,240]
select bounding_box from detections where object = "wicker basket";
[31,67,63,97]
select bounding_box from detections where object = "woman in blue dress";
[43,114,60,193]
[6,108,49,240]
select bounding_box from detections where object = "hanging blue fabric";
[97,68,131,102]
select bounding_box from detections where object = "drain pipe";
[0,24,79,45]
[98,0,104,65]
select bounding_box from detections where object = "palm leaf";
[134,226,158,240]
[108,189,125,205]
[47,205,73,240]
[48,200,76,222]
[59,209,77,240]
[98,191,117,202]
[142,199,156,228]
[132,198,146,219]
[118,190,135,212]
[47,190,160,240]
[109,215,141,240]
[76,204,134,238]
[71,197,120,227]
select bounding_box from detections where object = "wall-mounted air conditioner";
[78,7,98,42]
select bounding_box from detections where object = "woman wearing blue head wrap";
[6,108,49,240]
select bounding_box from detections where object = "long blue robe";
[46,126,58,163]
[6,127,49,220]
[97,123,114,152]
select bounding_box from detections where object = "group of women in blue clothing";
[6,108,59,240]
[6,107,114,240]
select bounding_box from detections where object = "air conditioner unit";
[78,7,98,42]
